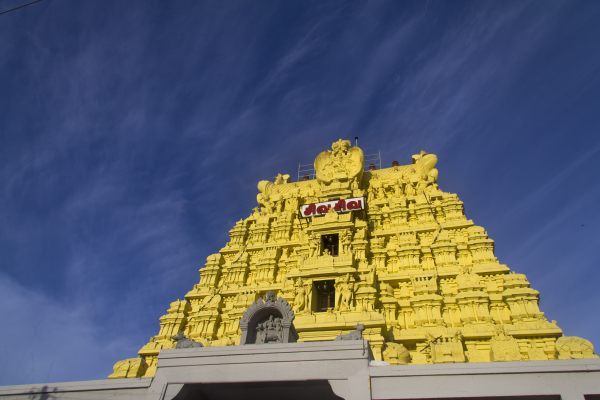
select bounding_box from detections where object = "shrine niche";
[240,291,298,345]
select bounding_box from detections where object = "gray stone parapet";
[2,341,599,400]
[0,377,151,399]
[369,358,600,400]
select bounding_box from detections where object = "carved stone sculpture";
[411,151,439,184]
[293,278,306,313]
[172,332,203,349]
[490,330,521,361]
[556,336,597,359]
[383,342,411,364]
[335,323,365,340]
[240,291,298,344]
[256,314,284,343]
[108,357,147,378]
[426,331,466,363]
[314,139,364,195]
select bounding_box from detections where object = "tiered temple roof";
[110,139,596,379]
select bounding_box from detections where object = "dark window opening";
[313,280,335,312]
[321,234,339,256]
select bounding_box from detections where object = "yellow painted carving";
[108,358,147,378]
[110,139,597,378]
[556,336,597,359]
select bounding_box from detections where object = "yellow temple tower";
[110,139,596,379]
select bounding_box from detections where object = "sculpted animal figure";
[335,323,365,340]
[172,332,203,349]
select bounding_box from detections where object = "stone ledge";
[369,358,600,377]
[157,340,372,371]
[159,339,369,359]
[0,378,151,396]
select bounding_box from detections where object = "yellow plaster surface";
[110,139,596,378]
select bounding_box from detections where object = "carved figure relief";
[426,331,466,363]
[336,273,355,311]
[341,230,353,254]
[256,315,284,343]
[314,139,364,194]
[240,292,298,345]
[556,336,597,359]
[293,278,306,313]
[489,328,521,361]
[108,358,147,378]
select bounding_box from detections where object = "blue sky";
[1,0,600,385]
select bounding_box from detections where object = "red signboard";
[300,197,365,217]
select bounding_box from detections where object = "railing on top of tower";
[296,150,382,182]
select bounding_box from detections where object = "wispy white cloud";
[499,142,600,223]
[0,273,135,385]
[1,0,599,385]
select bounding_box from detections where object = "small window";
[313,280,335,312]
[321,234,339,256]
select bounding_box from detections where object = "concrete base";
[1,341,599,400]
[370,359,600,400]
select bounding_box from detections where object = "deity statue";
[308,234,319,257]
[490,327,521,361]
[240,292,298,345]
[336,274,355,311]
[404,177,416,196]
[274,173,290,185]
[293,278,306,313]
[314,139,364,195]
[339,285,354,311]
[286,196,299,213]
[367,179,378,202]
[303,281,313,310]
[256,315,284,344]
[341,230,353,254]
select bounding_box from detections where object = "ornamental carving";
[556,336,597,359]
[108,357,147,378]
[383,342,411,365]
[489,329,521,361]
[240,291,298,344]
[314,139,364,195]
[426,331,466,363]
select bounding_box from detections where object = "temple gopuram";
[5,140,598,400]
[109,139,596,379]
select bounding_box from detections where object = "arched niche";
[240,292,298,345]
